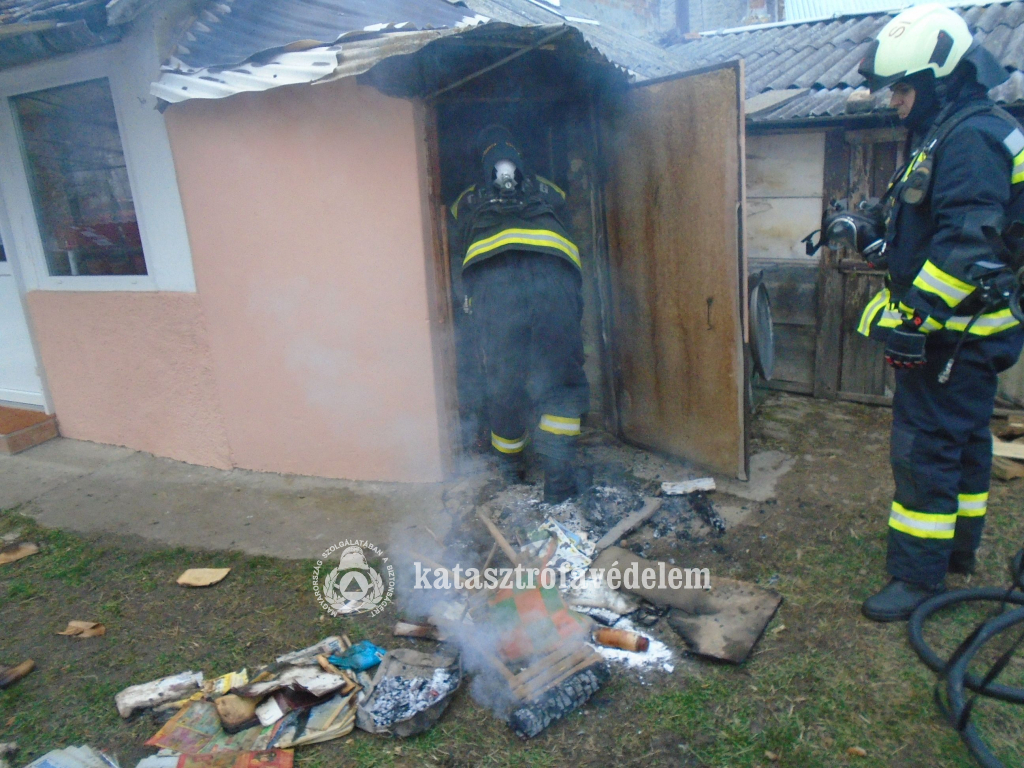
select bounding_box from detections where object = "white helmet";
[859,4,978,92]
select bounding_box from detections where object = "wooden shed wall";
[746,131,825,392]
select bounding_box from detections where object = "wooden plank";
[757,379,813,395]
[662,477,716,495]
[871,141,900,199]
[594,497,663,550]
[421,105,461,476]
[838,391,892,407]
[746,197,825,261]
[745,132,825,199]
[588,104,621,435]
[812,129,849,399]
[757,264,818,326]
[772,324,816,386]
[839,272,889,396]
[992,456,1024,480]
[993,436,1024,460]
[564,116,605,420]
[602,63,746,477]
[845,127,905,145]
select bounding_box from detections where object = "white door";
[0,238,45,407]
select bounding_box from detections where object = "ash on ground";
[366,669,460,728]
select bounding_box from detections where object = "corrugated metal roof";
[461,0,689,80]
[171,0,487,69]
[668,0,1024,122]
[154,21,625,104]
[0,0,121,69]
[155,0,689,103]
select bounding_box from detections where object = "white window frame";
[0,33,196,292]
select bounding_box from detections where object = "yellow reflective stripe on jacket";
[1004,129,1024,184]
[464,227,581,268]
[857,289,902,336]
[896,301,944,333]
[945,308,1020,335]
[957,491,988,518]
[913,260,975,307]
[902,150,927,181]
[536,175,566,200]
[857,290,890,336]
[450,185,475,219]
[539,414,581,436]
[491,431,526,454]
[889,502,956,540]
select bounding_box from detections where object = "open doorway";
[403,35,748,478]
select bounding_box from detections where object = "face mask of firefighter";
[803,198,887,265]
[493,159,518,195]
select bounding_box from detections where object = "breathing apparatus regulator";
[477,124,525,200]
[493,159,518,195]
[804,198,888,264]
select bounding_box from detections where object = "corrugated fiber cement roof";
[668,0,1024,122]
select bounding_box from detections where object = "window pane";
[12,79,146,277]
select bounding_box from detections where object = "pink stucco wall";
[164,79,445,482]
[25,291,232,468]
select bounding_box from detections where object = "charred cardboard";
[356,648,460,737]
[591,547,781,663]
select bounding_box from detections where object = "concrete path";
[0,438,453,560]
[0,433,793,561]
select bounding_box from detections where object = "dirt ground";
[1,392,1023,767]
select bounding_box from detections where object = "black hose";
[945,606,1024,768]
[909,587,1024,703]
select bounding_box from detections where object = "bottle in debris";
[592,628,649,653]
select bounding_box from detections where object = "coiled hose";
[908,550,1024,767]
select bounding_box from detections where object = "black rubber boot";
[948,550,977,575]
[497,455,526,485]
[543,457,577,505]
[861,578,945,622]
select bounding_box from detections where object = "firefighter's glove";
[885,324,927,369]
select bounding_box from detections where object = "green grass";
[2,396,1024,767]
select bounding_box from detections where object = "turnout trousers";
[464,251,589,463]
[887,328,1024,585]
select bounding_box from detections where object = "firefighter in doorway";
[449,125,589,504]
[855,5,1024,621]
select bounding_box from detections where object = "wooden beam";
[813,129,849,400]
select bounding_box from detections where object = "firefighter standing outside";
[855,5,1024,621]
[449,126,589,504]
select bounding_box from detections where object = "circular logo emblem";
[313,540,394,616]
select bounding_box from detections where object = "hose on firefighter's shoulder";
[908,548,1024,768]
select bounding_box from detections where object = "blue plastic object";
[328,640,386,671]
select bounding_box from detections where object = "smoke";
[386,515,524,718]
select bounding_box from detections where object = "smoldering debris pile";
[384,473,784,738]
[104,636,460,765]
[362,670,458,728]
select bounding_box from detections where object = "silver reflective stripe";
[914,269,971,304]
[958,499,986,511]
[1004,128,1024,157]
[889,510,956,533]
[948,313,1019,331]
